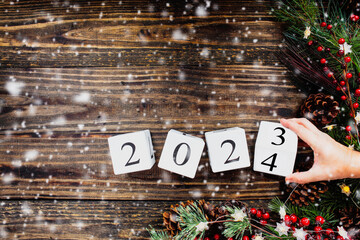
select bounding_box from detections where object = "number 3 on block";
[108,130,155,174]
[253,121,298,177]
[158,130,205,179]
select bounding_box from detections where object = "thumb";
[286,170,319,184]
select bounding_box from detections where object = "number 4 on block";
[158,129,205,179]
[108,130,155,175]
[253,121,298,177]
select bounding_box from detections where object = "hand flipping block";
[108,130,155,175]
[158,129,205,179]
[205,127,250,173]
[253,121,298,177]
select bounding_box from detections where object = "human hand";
[280,118,357,184]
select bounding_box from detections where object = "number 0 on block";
[253,121,298,177]
[158,129,205,179]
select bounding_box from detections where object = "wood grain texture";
[1,199,270,240]
[0,0,281,67]
[0,1,313,239]
[0,66,308,200]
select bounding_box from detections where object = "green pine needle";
[222,206,251,239]
[175,201,209,240]
[147,226,172,240]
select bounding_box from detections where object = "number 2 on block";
[122,142,140,166]
[261,153,277,171]
[221,139,240,164]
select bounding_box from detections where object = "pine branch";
[175,201,208,240]
[148,226,172,240]
[222,206,251,239]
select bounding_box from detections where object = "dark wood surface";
[0,0,309,239]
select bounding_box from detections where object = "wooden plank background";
[0,0,310,239]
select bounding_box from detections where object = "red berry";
[260,220,267,225]
[317,46,323,51]
[323,66,329,72]
[204,238,210,240]
[308,40,313,46]
[242,236,249,240]
[326,228,334,236]
[340,81,346,86]
[262,212,270,220]
[346,125,352,132]
[250,208,257,215]
[256,210,262,218]
[355,89,360,96]
[351,15,360,22]
[338,38,345,44]
[346,135,351,140]
[300,217,310,227]
[320,58,327,64]
[327,72,333,78]
[316,234,322,240]
[354,103,359,109]
[214,234,220,240]
[284,214,290,222]
[337,236,344,240]
[332,80,337,84]
[336,86,341,91]
[320,22,327,27]
[290,214,298,223]
[346,73,353,79]
[341,95,347,101]
[327,24,333,30]
[338,50,345,56]
[228,238,234,240]
[344,57,351,63]
[314,226,323,233]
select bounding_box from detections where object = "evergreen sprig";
[269,197,339,228]
[175,201,209,240]
[147,226,172,240]
[274,0,360,211]
[222,206,251,239]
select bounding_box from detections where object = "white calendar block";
[253,121,298,177]
[108,130,155,175]
[205,127,250,173]
[158,129,205,179]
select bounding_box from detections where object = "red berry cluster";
[350,14,360,22]
[282,214,347,240]
[320,22,333,30]
[250,208,270,225]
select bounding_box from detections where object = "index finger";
[280,118,320,152]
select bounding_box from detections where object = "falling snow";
[5,81,25,96]
[73,91,91,103]
[24,149,39,161]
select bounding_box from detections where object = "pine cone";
[338,207,360,229]
[300,93,340,128]
[216,200,247,216]
[286,182,329,207]
[162,200,219,236]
